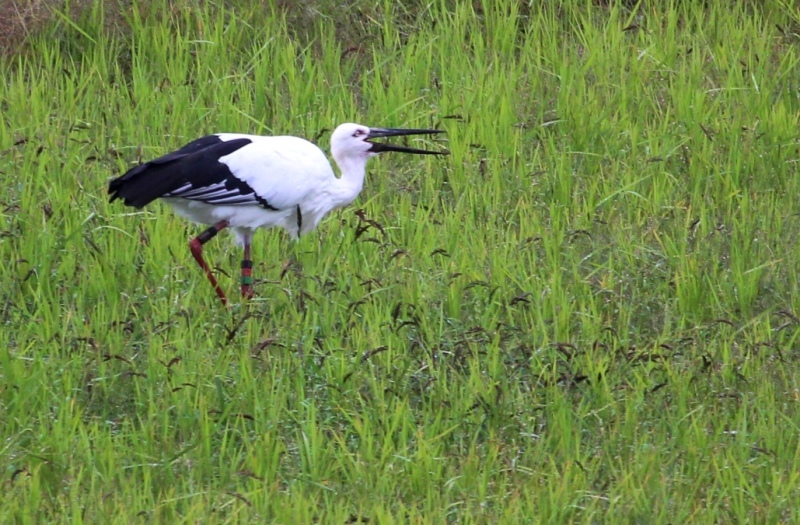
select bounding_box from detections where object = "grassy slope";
[1,0,800,522]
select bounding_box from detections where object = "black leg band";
[197,225,222,244]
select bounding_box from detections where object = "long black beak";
[367,128,448,155]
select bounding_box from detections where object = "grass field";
[2,0,800,522]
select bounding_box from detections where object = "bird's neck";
[330,155,368,208]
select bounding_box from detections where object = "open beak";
[367,128,448,155]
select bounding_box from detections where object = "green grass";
[2,0,800,522]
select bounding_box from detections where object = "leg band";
[197,225,221,244]
[241,260,253,286]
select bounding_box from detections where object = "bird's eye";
[353,130,365,138]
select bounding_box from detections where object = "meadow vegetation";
[2,0,800,522]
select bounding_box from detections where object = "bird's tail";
[107,135,228,209]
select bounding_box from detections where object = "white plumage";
[109,122,446,304]
[163,133,342,244]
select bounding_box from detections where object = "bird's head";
[330,123,447,163]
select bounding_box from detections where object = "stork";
[108,123,447,305]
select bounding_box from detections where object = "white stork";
[108,123,447,304]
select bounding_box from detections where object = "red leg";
[189,220,230,305]
[241,242,254,299]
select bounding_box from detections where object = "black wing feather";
[108,136,272,209]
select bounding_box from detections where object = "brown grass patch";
[0,0,111,56]
[0,0,58,55]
